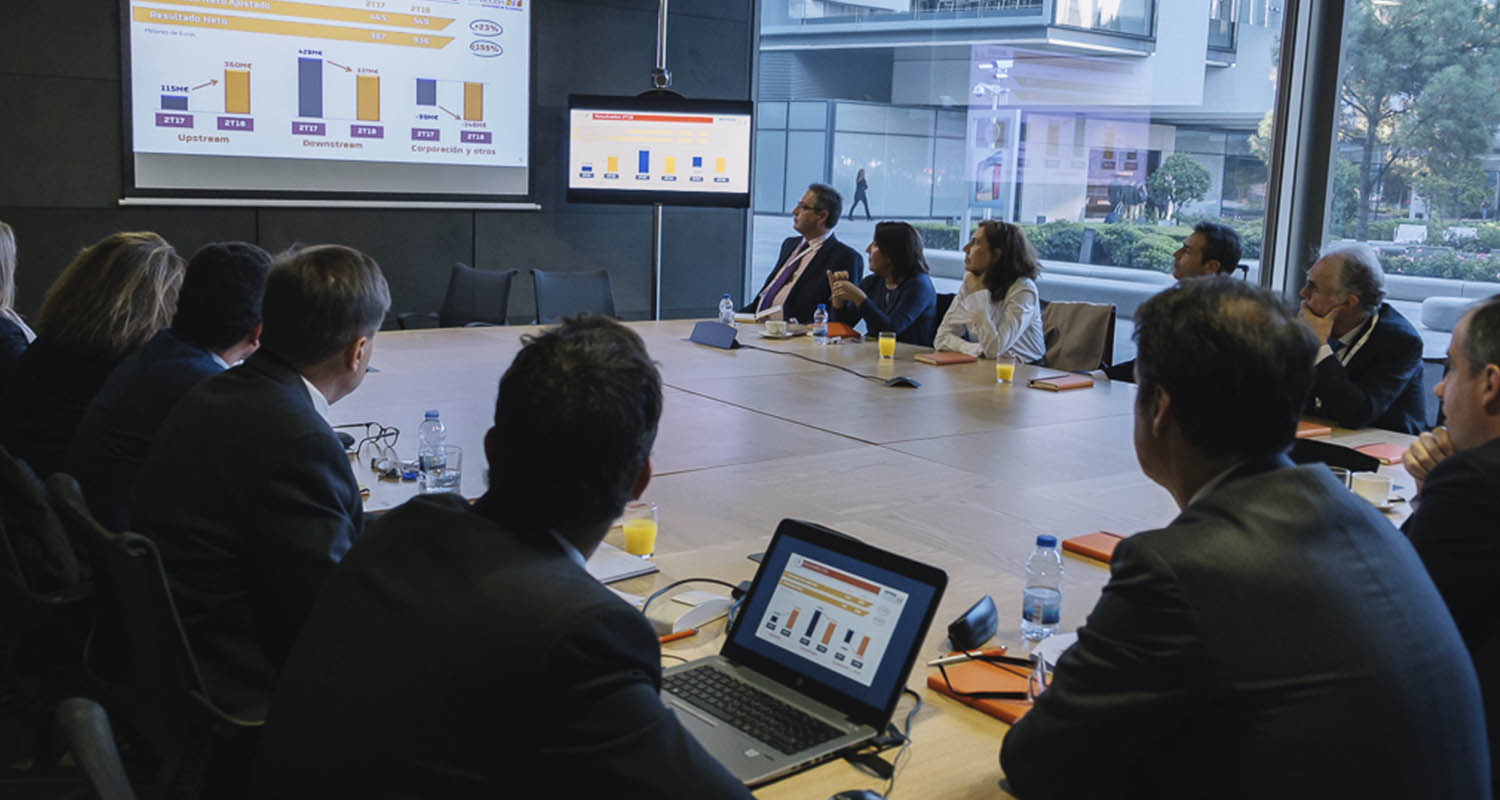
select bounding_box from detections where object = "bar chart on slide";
[754,553,908,687]
[568,108,751,193]
[129,0,530,167]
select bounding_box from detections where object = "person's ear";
[630,457,652,500]
[1202,259,1221,275]
[1480,363,1500,413]
[484,427,501,470]
[1150,384,1173,439]
[346,335,370,373]
[246,321,263,347]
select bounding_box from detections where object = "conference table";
[333,320,1416,799]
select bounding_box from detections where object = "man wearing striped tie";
[744,183,862,324]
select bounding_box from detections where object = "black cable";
[885,688,923,798]
[640,577,741,617]
[738,342,889,383]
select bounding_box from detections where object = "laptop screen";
[726,521,943,719]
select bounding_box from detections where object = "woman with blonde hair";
[0,231,184,476]
[933,220,1045,362]
[0,221,35,380]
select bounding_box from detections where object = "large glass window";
[751,0,1282,360]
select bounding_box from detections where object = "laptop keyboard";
[664,666,844,754]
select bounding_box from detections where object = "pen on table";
[659,628,699,644]
[927,648,1009,667]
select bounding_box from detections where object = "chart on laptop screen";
[753,553,909,687]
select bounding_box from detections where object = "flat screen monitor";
[567,94,752,208]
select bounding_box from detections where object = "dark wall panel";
[0,2,120,80]
[475,209,653,321]
[0,76,124,208]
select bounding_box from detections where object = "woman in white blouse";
[933,220,1045,362]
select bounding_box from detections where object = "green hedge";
[1379,250,1500,283]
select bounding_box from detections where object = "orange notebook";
[914,351,979,366]
[1027,373,1095,392]
[1296,420,1333,438]
[1354,442,1406,465]
[825,322,859,339]
[1062,531,1124,563]
[927,659,1035,724]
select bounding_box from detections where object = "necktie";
[1328,338,1344,353]
[757,240,810,313]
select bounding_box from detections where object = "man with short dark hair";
[253,316,752,798]
[1400,294,1500,792]
[1001,277,1489,798]
[133,244,390,710]
[67,241,271,532]
[1171,220,1243,280]
[743,182,862,323]
[1298,243,1425,432]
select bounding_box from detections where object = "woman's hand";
[831,279,867,308]
[962,270,985,296]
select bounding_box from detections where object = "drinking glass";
[878,331,896,359]
[622,501,659,558]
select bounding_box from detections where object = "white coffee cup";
[1351,472,1392,507]
[765,319,788,336]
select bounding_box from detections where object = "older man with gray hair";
[1297,243,1426,433]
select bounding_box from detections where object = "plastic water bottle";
[1021,534,1063,641]
[417,409,447,493]
[812,303,829,340]
[718,293,736,327]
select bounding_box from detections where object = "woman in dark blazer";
[829,221,937,346]
[0,231,184,477]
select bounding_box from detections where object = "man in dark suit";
[743,182,862,323]
[1298,243,1425,432]
[253,316,751,798]
[1401,294,1500,792]
[132,245,389,711]
[67,242,270,532]
[1000,278,1490,799]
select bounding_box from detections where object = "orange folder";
[1354,442,1406,465]
[927,658,1035,724]
[914,351,979,365]
[1027,373,1095,392]
[1062,531,1124,564]
[825,322,859,339]
[1296,420,1333,438]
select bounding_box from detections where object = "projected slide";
[568,108,750,194]
[128,0,528,168]
[753,553,909,687]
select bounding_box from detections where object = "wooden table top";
[332,320,1415,799]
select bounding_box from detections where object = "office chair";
[396,263,518,329]
[54,697,137,800]
[1039,300,1116,371]
[531,268,617,324]
[47,474,263,794]
[930,292,957,347]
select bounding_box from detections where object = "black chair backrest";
[531,268,617,324]
[930,293,957,347]
[54,697,137,800]
[440,263,518,327]
[0,446,83,598]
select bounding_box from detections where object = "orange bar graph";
[606,155,618,173]
[821,623,835,645]
[463,82,482,121]
[224,69,250,114]
[857,636,870,657]
[664,156,676,174]
[715,157,726,173]
[356,74,380,121]
[786,609,799,630]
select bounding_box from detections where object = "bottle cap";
[1036,534,1058,548]
[816,303,827,310]
[721,293,731,299]
[424,409,440,419]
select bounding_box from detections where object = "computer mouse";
[884,375,920,388]
[830,791,884,800]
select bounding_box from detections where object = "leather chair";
[531,268,617,323]
[1039,300,1117,371]
[397,263,518,329]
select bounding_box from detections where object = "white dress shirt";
[761,229,833,320]
[933,277,1046,361]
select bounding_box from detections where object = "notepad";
[914,351,978,365]
[585,541,658,584]
[1062,531,1124,564]
[926,658,1035,724]
[825,322,859,339]
[1296,420,1333,438]
[1027,373,1095,392]
[1354,442,1406,465]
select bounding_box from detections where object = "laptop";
[661,519,948,786]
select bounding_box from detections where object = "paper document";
[586,541,659,584]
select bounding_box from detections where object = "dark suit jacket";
[0,335,120,479]
[66,328,225,532]
[743,233,863,324]
[1001,456,1490,799]
[1306,302,1426,433]
[1403,435,1500,789]
[252,493,752,799]
[0,314,28,385]
[132,348,361,711]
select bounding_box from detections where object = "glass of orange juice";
[878,331,896,359]
[995,357,1016,383]
[622,501,658,558]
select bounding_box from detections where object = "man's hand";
[830,279,866,308]
[1299,302,1338,344]
[1403,426,1456,492]
[962,270,985,296]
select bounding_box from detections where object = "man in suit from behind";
[132,244,389,711]
[252,316,752,799]
[743,182,862,323]
[67,241,271,533]
[1297,243,1426,432]
[1401,294,1500,793]
[1000,277,1489,799]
